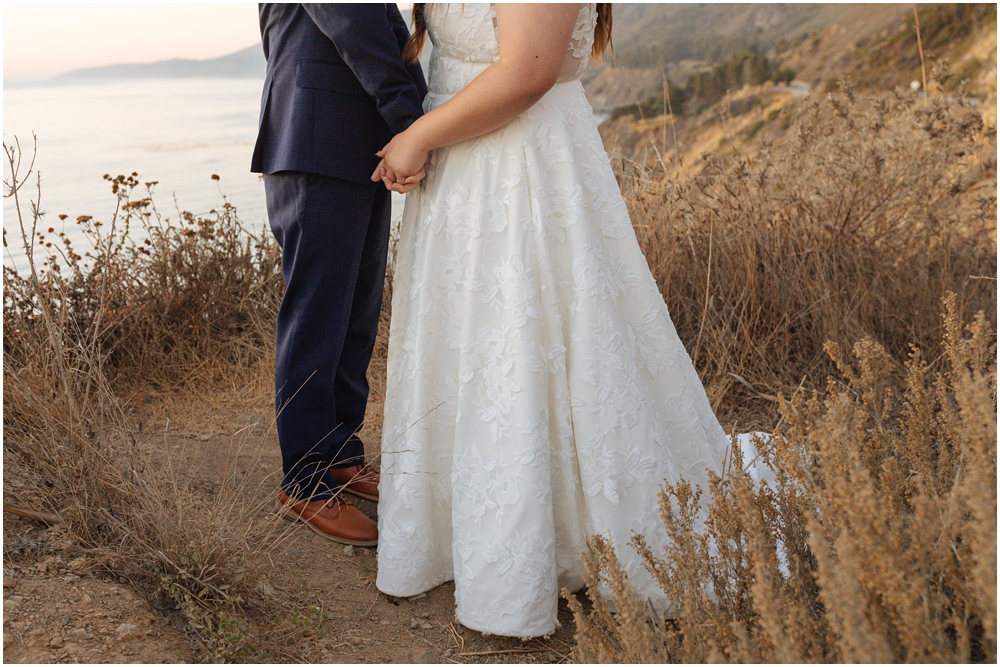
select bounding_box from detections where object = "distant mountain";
[610,3,855,68]
[55,8,419,82]
[56,44,265,81]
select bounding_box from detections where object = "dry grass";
[2,138,316,661]
[567,296,996,662]
[619,78,996,426]
[3,164,283,398]
[567,85,996,662]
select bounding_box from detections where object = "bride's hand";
[376,130,428,186]
[371,159,425,193]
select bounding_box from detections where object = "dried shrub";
[2,138,310,660]
[619,83,996,426]
[3,165,283,397]
[568,295,996,662]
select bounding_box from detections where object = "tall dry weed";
[619,80,996,425]
[4,165,283,398]
[2,138,311,660]
[568,295,996,662]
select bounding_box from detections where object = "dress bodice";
[425,3,597,96]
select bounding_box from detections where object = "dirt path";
[5,391,579,663]
[2,528,198,663]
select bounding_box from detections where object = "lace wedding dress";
[376,3,730,638]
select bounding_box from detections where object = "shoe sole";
[274,500,378,547]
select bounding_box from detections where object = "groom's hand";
[371,159,394,188]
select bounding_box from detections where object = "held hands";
[370,129,429,194]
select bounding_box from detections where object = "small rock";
[409,592,427,601]
[69,628,87,640]
[81,594,92,604]
[3,598,21,612]
[49,636,64,649]
[2,578,13,589]
[419,620,433,630]
[132,600,143,608]
[61,574,80,582]
[410,617,419,629]
[259,580,276,597]
[61,614,71,627]
[116,623,136,639]
[342,545,354,557]
[413,649,437,663]
[380,619,391,626]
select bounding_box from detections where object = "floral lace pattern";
[376,3,730,638]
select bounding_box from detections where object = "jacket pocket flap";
[295,60,368,97]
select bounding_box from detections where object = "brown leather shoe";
[276,490,377,546]
[329,464,380,501]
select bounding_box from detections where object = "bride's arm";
[372,3,582,187]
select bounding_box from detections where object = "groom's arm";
[302,3,425,136]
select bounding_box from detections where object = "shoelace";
[324,495,353,511]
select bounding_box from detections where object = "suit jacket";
[251,3,428,184]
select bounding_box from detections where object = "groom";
[251,3,427,545]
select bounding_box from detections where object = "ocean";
[4,77,341,272]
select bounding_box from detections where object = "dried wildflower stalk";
[3,140,307,660]
[568,294,996,662]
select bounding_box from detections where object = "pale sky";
[4,3,264,81]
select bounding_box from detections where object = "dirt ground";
[3,392,580,664]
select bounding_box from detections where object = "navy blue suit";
[251,3,427,500]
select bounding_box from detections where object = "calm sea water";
[2,77,406,272]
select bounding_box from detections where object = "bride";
[371,3,731,638]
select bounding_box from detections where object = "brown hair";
[402,4,614,64]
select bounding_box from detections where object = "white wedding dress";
[376,3,731,638]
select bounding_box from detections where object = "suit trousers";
[264,171,390,500]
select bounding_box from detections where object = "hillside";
[610,3,853,68]
[599,3,998,171]
[56,44,265,81]
[779,3,996,95]
[583,3,858,111]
